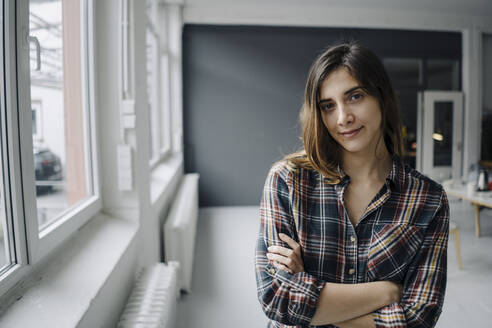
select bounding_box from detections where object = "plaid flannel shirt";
[255,154,449,327]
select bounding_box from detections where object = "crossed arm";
[267,233,400,327]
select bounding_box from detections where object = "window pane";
[29,0,93,231]
[433,101,453,166]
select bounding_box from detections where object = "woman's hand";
[266,233,305,274]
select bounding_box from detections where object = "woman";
[255,43,449,328]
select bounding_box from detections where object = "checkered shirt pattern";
[255,154,449,327]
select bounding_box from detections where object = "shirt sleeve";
[255,165,326,326]
[372,189,450,328]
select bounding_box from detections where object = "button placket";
[338,178,360,283]
[346,225,359,282]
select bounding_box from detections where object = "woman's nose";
[337,104,354,126]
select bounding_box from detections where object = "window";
[147,0,172,168]
[28,0,99,235]
[0,0,100,293]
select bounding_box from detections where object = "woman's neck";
[341,146,393,185]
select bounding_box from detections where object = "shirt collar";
[334,153,405,192]
[386,153,405,192]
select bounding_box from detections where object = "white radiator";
[117,261,180,328]
[163,173,200,293]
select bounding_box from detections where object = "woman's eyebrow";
[319,85,363,102]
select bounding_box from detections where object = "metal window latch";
[27,35,41,71]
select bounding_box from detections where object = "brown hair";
[284,42,403,183]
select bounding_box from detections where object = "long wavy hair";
[284,42,403,183]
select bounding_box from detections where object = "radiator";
[163,173,200,293]
[117,261,180,328]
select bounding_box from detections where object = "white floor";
[177,200,492,327]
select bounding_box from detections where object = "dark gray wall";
[183,25,461,206]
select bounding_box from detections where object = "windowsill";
[0,212,139,327]
[150,151,184,209]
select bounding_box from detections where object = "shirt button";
[348,268,355,275]
[350,235,356,242]
[269,268,276,274]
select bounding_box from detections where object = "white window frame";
[158,3,173,158]
[0,0,30,297]
[148,0,173,169]
[147,20,161,166]
[0,0,101,297]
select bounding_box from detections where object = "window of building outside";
[32,100,43,141]
[29,0,94,231]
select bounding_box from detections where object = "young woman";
[255,43,449,328]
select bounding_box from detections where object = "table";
[444,183,492,237]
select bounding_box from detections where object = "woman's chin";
[340,143,366,154]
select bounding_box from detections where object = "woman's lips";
[340,127,363,138]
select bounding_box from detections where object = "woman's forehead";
[319,68,360,100]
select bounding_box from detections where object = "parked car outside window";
[33,146,63,195]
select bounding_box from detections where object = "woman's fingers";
[278,233,300,251]
[266,252,293,266]
[266,232,305,274]
[267,233,300,257]
[267,245,292,257]
[271,260,293,274]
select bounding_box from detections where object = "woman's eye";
[320,103,334,111]
[349,93,364,102]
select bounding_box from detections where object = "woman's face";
[318,67,383,156]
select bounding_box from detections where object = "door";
[417,91,463,182]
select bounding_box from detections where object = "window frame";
[22,0,102,263]
[147,20,161,166]
[148,0,173,170]
[0,0,101,297]
[0,0,32,297]
[158,4,173,158]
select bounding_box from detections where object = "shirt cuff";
[265,262,325,325]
